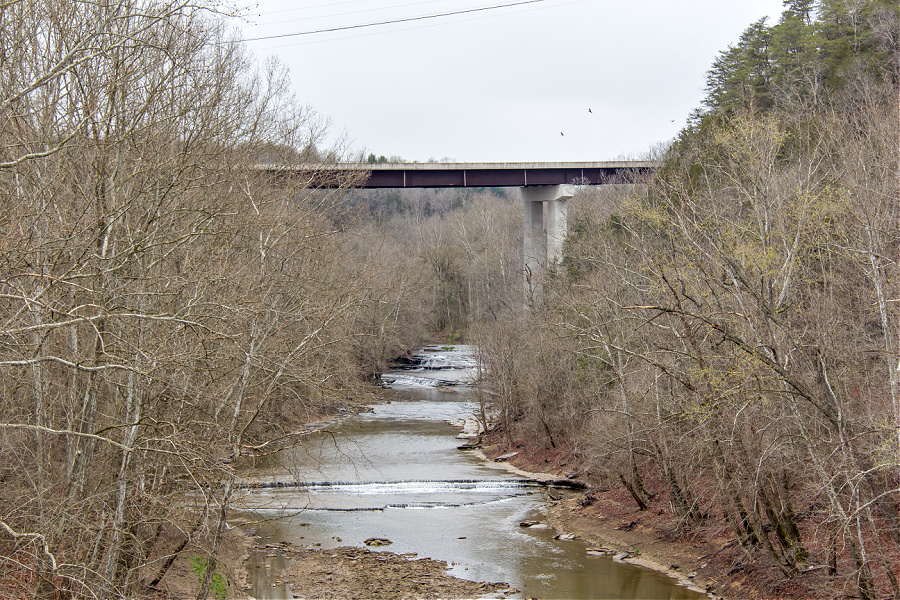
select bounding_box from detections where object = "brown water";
[236,347,706,599]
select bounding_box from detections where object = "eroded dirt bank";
[477,432,844,600]
[471,447,717,599]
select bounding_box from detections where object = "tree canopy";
[701,0,898,116]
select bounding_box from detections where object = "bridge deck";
[262,161,657,188]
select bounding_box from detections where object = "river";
[235,346,705,599]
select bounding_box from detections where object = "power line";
[243,0,547,41]
[248,0,450,27]
[249,0,589,50]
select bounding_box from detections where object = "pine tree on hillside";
[704,18,775,113]
[701,0,898,117]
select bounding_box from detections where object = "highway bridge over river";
[264,161,657,300]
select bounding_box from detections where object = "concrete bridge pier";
[521,184,574,303]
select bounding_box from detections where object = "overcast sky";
[236,0,785,163]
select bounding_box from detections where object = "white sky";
[236,0,785,163]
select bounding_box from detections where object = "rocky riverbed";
[252,541,514,599]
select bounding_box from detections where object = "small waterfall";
[380,345,478,388]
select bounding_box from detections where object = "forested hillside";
[474,1,899,598]
[0,2,415,597]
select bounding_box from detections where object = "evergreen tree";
[702,0,898,117]
[703,18,775,114]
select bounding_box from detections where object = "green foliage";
[701,0,899,119]
[190,557,227,600]
[704,18,775,113]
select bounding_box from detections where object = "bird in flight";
[588,108,592,113]
[560,132,564,136]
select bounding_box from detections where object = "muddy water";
[237,346,704,599]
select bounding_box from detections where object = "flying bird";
[588,108,592,113]
[560,132,564,136]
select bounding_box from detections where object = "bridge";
[264,161,658,301]
[264,161,656,189]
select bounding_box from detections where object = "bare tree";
[0,2,380,598]
[474,86,898,599]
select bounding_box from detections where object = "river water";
[236,346,705,599]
